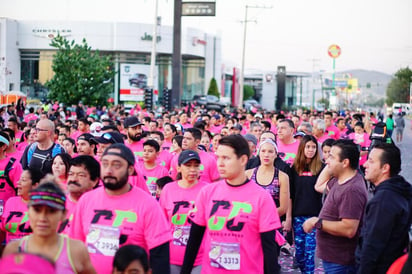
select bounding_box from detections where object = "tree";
[243,85,254,100]
[207,78,220,98]
[386,67,412,106]
[46,35,116,106]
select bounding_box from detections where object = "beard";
[103,171,129,191]
[128,131,142,142]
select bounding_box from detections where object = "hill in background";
[339,69,392,98]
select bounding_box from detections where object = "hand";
[282,219,292,232]
[302,217,319,234]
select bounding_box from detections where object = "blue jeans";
[322,261,356,274]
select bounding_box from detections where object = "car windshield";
[207,95,219,102]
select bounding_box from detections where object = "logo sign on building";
[120,64,158,101]
[32,28,72,39]
[182,2,216,16]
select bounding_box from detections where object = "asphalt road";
[280,118,412,273]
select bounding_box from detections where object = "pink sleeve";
[169,155,178,180]
[189,187,207,226]
[143,198,171,249]
[208,156,220,181]
[130,173,150,194]
[258,192,282,233]
[69,198,86,242]
[10,161,23,188]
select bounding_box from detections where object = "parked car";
[128,73,147,88]
[193,95,227,111]
[243,99,261,110]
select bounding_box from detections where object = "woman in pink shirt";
[160,150,208,274]
[52,153,72,192]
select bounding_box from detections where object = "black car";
[129,73,148,88]
[193,95,227,111]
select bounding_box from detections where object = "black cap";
[124,116,144,128]
[231,124,243,131]
[77,133,96,144]
[178,150,201,165]
[92,132,124,144]
[102,143,135,166]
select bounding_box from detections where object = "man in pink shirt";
[313,119,330,145]
[181,134,281,273]
[324,112,340,140]
[123,116,145,160]
[77,133,97,157]
[69,143,171,274]
[71,118,90,141]
[276,119,300,166]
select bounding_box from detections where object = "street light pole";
[148,0,159,95]
[238,4,272,109]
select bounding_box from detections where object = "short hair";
[113,245,149,272]
[143,139,160,152]
[313,119,326,132]
[298,122,312,133]
[372,143,401,176]
[322,138,335,149]
[250,122,262,130]
[150,120,159,127]
[185,127,202,140]
[337,117,345,124]
[164,123,177,134]
[25,167,46,185]
[70,155,100,181]
[64,137,77,153]
[156,176,173,189]
[219,134,250,159]
[279,119,295,129]
[354,121,364,129]
[78,117,90,126]
[150,131,164,141]
[332,139,359,170]
[193,120,206,131]
[260,120,271,130]
[324,111,333,117]
[172,135,183,148]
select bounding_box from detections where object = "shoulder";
[3,240,20,256]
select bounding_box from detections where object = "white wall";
[0,18,20,92]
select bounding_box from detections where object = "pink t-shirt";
[23,113,38,123]
[190,180,281,274]
[326,125,340,140]
[162,140,173,152]
[125,141,144,161]
[6,150,24,163]
[169,151,219,182]
[317,133,331,145]
[136,162,169,197]
[60,194,77,235]
[1,196,31,243]
[159,181,208,266]
[69,186,171,274]
[0,156,23,207]
[277,140,300,166]
[349,132,371,166]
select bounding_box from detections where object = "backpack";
[0,157,17,194]
[26,142,63,164]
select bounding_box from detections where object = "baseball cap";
[102,143,136,167]
[294,131,306,138]
[231,124,243,131]
[77,133,96,144]
[244,133,258,146]
[92,132,124,144]
[254,113,263,119]
[124,116,144,128]
[90,122,103,137]
[178,150,201,165]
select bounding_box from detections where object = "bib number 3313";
[209,241,240,270]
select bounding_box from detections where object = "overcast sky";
[1,0,411,75]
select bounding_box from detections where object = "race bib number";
[146,177,157,197]
[0,200,3,216]
[86,224,120,256]
[172,226,190,246]
[209,241,240,270]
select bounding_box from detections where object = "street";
[280,118,412,273]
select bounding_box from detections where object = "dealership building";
[0,17,221,104]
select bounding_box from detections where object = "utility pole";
[148,0,159,103]
[238,4,272,108]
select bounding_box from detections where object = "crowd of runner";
[0,100,411,274]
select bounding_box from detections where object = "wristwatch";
[315,218,323,230]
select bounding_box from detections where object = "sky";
[1,0,411,75]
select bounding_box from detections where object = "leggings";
[293,216,317,274]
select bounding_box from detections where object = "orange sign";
[328,44,341,58]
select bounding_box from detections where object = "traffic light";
[163,88,172,111]
[144,88,153,110]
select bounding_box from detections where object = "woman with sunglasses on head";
[288,135,324,274]
[3,181,96,274]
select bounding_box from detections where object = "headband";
[0,135,10,146]
[29,190,66,210]
[259,138,278,152]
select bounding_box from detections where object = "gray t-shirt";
[395,116,405,129]
[316,172,368,265]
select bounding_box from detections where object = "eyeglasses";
[35,128,49,132]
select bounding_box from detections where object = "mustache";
[68,181,81,187]
[103,176,117,181]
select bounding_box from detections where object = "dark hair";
[150,131,164,141]
[52,153,72,178]
[113,245,149,272]
[324,111,333,117]
[193,120,206,131]
[172,135,183,148]
[322,138,335,149]
[293,135,322,175]
[219,134,250,159]
[70,155,101,182]
[372,143,401,176]
[150,120,158,127]
[156,176,173,189]
[185,128,202,140]
[354,121,364,129]
[25,167,46,185]
[260,120,271,130]
[143,139,160,152]
[78,117,90,126]
[279,119,295,129]
[63,137,77,153]
[2,128,15,140]
[332,139,359,170]
[164,123,177,135]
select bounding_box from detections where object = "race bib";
[209,241,240,270]
[146,177,157,197]
[86,224,120,256]
[172,226,190,246]
[0,199,3,216]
